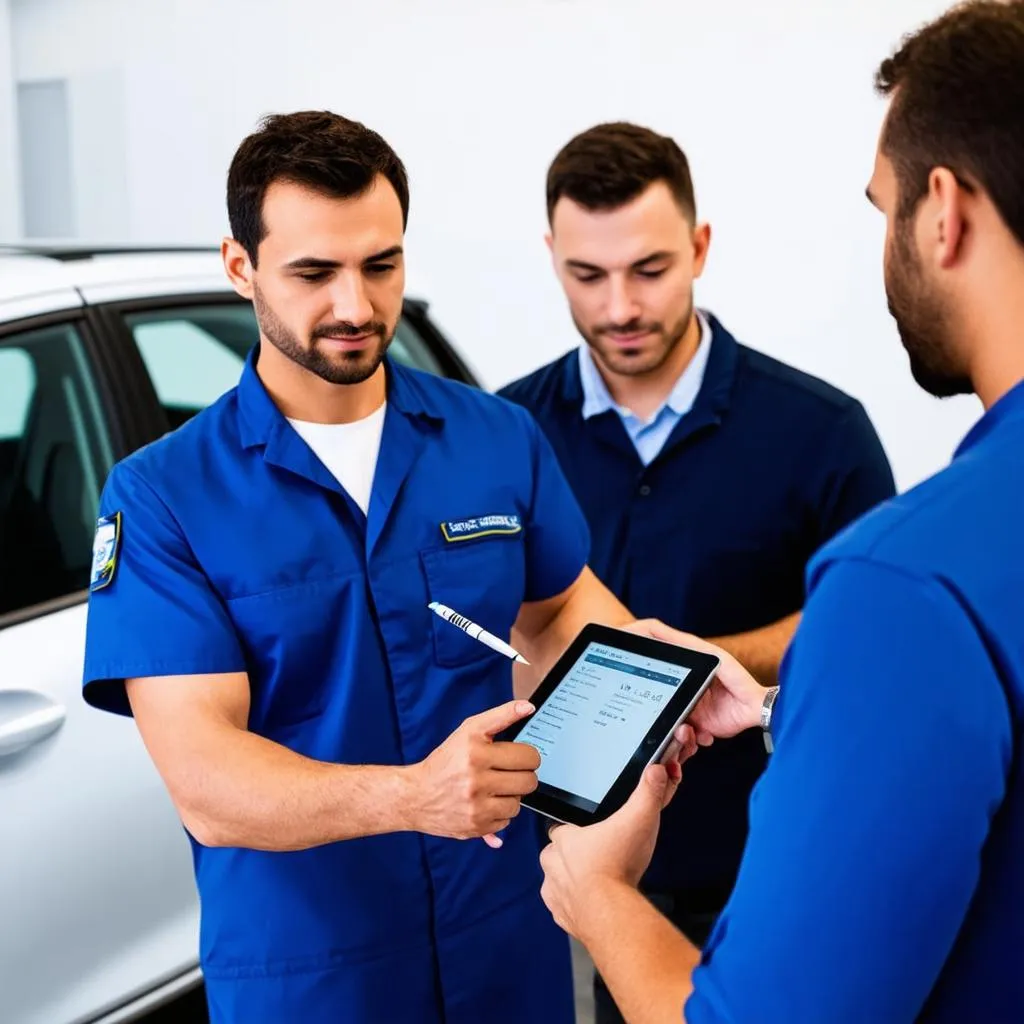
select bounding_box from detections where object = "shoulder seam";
[737,347,860,412]
[115,461,195,552]
[812,553,1020,731]
[498,352,576,395]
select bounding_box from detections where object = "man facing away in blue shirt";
[499,122,895,1019]
[538,2,1024,1021]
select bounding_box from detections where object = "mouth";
[604,329,654,348]
[317,332,377,351]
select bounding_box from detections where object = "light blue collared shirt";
[578,310,713,465]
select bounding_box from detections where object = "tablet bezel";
[503,623,720,826]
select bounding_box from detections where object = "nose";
[329,272,374,327]
[605,275,641,326]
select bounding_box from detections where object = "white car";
[0,244,479,1024]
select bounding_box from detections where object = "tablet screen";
[517,640,691,813]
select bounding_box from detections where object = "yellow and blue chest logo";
[440,513,522,543]
[90,511,122,591]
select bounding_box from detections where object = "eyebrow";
[565,250,676,273]
[283,245,404,271]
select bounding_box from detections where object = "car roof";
[0,244,430,323]
[0,245,228,311]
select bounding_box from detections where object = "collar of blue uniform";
[558,309,740,421]
[236,344,445,449]
[954,375,1024,459]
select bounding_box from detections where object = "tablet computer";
[502,623,719,826]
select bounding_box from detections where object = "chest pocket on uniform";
[420,532,527,668]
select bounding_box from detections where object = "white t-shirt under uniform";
[287,402,386,515]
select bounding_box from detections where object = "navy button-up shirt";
[499,313,896,892]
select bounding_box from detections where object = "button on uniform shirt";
[499,312,897,897]
[687,379,1024,1023]
[82,350,589,1024]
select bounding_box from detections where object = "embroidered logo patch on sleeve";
[440,514,522,543]
[90,511,122,591]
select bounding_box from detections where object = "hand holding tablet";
[499,623,720,825]
[410,698,540,847]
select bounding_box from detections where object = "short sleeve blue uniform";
[686,380,1024,1022]
[82,350,588,1023]
[499,314,896,901]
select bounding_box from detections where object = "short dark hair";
[545,122,696,224]
[876,0,1024,246]
[226,110,409,265]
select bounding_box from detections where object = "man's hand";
[540,761,681,940]
[408,700,540,848]
[628,620,767,741]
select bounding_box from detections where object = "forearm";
[580,879,700,1024]
[168,719,417,851]
[710,611,800,685]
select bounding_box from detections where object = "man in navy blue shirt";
[538,3,1024,1021]
[81,111,637,1023]
[499,121,895,1018]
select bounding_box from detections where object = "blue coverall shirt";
[687,380,1024,1022]
[83,349,587,1023]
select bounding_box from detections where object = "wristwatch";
[760,686,780,753]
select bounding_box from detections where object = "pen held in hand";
[427,601,530,665]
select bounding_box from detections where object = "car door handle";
[0,690,67,758]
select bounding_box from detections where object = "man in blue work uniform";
[537,3,1024,1021]
[81,111,633,1023]
[499,121,895,1020]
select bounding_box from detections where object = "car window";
[0,349,35,436]
[132,318,246,411]
[0,323,114,617]
[124,300,446,429]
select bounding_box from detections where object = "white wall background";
[17,78,76,236]
[9,0,982,490]
[0,0,21,237]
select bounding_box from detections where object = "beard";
[575,295,693,378]
[885,220,971,398]
[252,282,394,386]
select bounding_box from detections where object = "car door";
[0,313,201,1024]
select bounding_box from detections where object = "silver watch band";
[761,685,780,753]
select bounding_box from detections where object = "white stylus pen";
[428,601,530,665]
